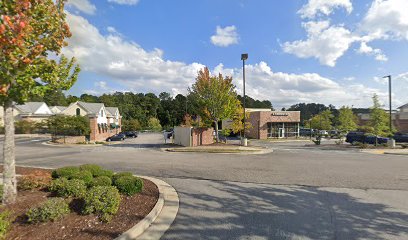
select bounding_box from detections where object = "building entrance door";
[279,128,285,138]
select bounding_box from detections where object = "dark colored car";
[121,131,138,138]
[346,132,389,144]
[106,133,126,142]
[394,133,408,143]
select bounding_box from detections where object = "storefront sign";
[271,112,289,116]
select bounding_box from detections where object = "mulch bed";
[1,166,159,240]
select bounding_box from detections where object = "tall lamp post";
[241,53,248,146]
[383,75,392,134]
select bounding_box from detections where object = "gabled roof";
[398,103,408,109]
[50,106,67,113]
[76,101,104,115]
[15,102,47,114]
[105,107,119,117]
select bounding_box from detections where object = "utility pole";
[241,53,248,146]
[383,75,392,133]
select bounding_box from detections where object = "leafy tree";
[288,103,328,125]
[0,0,80,204]
[310,109,333,130]
[122,119,142,131]
[47,115,90,136]
[147,117,162,131]
[369,94,390,137]
[237,95,273,109]
[337,106,357,132]
[189,67,240,142]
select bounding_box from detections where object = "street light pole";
[241,53,248,142]
[383,75,392,133]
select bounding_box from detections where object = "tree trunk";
[2,100,17,204]
[214,120,219,143]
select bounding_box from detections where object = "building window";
[100,110,104,117]
[76,108,80,116]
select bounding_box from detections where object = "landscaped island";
[0,165,158,240]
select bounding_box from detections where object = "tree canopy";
[0,0,80,204]
[188,67,240,142]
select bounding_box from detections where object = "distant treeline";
[30,90,273,130]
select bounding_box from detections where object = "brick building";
[358,103,408,133]
[62,101,121,142]
[222,108,301,139]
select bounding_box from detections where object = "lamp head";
[241,53,248,61]
[383,75,391,79]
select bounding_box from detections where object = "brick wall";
[53,136,86,144]
[89,117,116,142]
[192,128,214,146]
[247,111,300,139]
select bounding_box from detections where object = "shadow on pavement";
[163,181,408,240]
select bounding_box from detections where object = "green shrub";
[0,211,11,239]
[79,164,102,176]
[114,176,143,196]
[49,178,86,198]
[112,172,133,185]
[26,198,70,223]
[71,170,93,186]
[51,166,80,179]
[94,169,114,178]
[89,176,112,187]
[83,186,120,222]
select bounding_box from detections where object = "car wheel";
[107,139,111,142]
[121,138,124,141]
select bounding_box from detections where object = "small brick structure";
[174,126,214,147]
[192,128,214,147]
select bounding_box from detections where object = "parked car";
[393,133,408,143]
[299,128,314,136]
[121,131,138,138]
[346,132,389,144]
[106,133,126,142]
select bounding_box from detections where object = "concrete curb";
[162,147,273,155]
[41,141,105,147]
[115,176,179,240]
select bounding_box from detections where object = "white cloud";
[63,13,407,109]
[298,0,353,19]
[344,77,355,81]
[108,0,139,5]
[357,42,388,61]
[63,13,205,96]
[282,21,357,67]
[213,62,394,108]
[210,25,239,47]
[66,0,96,15]
[361,0,408,41]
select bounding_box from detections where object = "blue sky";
[63,0,408,109]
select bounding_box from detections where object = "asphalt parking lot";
[1,133,408,239]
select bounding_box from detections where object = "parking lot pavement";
[162,178,408,240]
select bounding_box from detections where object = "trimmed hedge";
[71,170,93,186]
[114,176,143,196]
[83,186,120,222]
[89,176,112,187]
[112,172,133,185]
[26,198,70,223]
[49,178,86,198]
[51,166,80,179]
